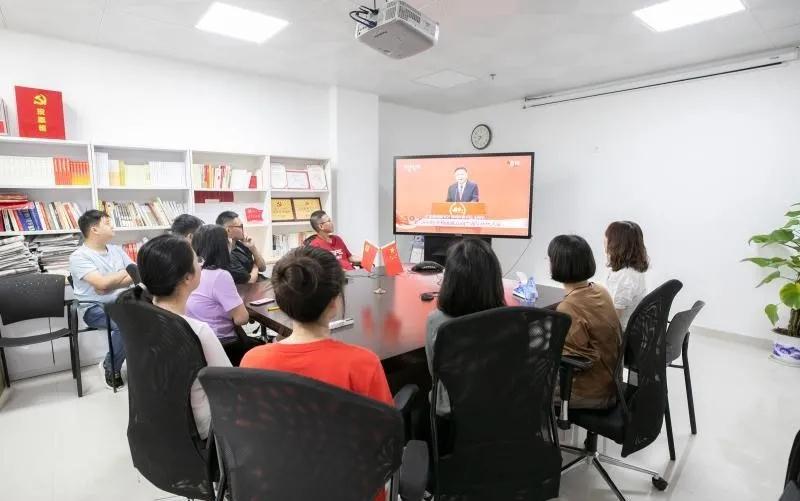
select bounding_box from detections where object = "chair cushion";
[569,403,626,444]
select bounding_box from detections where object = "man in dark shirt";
[216,211,267,284]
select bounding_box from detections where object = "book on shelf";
[0,197,82,232]
[272,231,316,259]
[0,235,39,278]
[122,238,148,262]
[192,164,264,190]
[95,154,187,188]
[98,198,187,229]
[0,155,90,186]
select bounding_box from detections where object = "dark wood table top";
[238,268,564,363]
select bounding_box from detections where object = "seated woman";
[186,224,254,366]
[549,234,621,409]
[133,234,231,439]
[241,246,392,405]
[425,238,506,416]
[604,221,649,331]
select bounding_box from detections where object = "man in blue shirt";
[69,210,132,389]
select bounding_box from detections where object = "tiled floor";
[0,329,796,500]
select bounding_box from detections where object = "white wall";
[378,102,448,254]
[439,62,800,339]
[331,88,380,250]
[0,30,331,156]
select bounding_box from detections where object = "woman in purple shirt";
[187,224,256,365]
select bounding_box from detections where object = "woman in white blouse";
[605,221,649,331]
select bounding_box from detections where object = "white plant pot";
[771,332,800,367]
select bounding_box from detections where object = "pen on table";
[267,306,280,312]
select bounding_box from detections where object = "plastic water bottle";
[525,277,539,304]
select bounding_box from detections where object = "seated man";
[68,210,133,389]
[170,213,204,241]
[307,210,359,271]
[216,211,267,284]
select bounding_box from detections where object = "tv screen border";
[393,152,535,240]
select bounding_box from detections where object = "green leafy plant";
[743,202,800,337]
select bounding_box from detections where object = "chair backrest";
[665,300,705,363]
[198,367,404,501]
[431,306,571,500]
[0,273,65,326]
[105,301,212,500]
[620,279,683,457]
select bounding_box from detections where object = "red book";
[381,241,404,277]
[361,241,379,272]
[15,86,66,139]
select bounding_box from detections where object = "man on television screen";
[446,167,479,202]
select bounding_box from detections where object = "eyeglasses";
[228,224,244,230]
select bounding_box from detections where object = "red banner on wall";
[15,86,66,139]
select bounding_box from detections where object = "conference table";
[238,267,564,392]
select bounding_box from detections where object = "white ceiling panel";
[1,0,799,112]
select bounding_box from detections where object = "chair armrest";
[399,440,429,501]
[557,355,593,430]
[394,384,419,414]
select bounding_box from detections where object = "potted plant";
[743,202,800,366]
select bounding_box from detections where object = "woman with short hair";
[549,234,621,409]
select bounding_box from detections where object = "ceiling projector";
[353,1,439,59]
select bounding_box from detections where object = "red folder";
[381,241,403,277]
[361,241,379,272]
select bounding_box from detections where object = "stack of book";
[122,238,147,262]
[192,164,263,190]
[27,233,80,275]
[95,152,187,187]
[0,195,82,233]
[272,231,316,258]
[0,155,90,186]
[98,198,187,228]
[0,236,39,278]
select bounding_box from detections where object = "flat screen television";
[393,152,534,239]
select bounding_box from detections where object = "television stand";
[423,235,492,267]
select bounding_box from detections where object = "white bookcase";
[0,136,333,382]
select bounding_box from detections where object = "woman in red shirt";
[241,246,392,406]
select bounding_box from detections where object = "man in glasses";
[216,211,267,284]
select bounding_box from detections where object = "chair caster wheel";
[652,476,668,491]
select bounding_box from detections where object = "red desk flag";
[361,240,378,272]
[381,241,404,277]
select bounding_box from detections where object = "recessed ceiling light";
[414,70,477,89]
[196,2,289,44]
[634,0,745,32]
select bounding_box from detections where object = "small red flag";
[381,241,404,277]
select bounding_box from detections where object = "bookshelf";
[268,156,332,261]
[189,149,270,251]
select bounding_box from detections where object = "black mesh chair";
[0,274,83,397]
[199,367,428,501]
[559,279,683,501]
[66,274,119,392]
[106,301,216,500]
[429,306,572,500]
[663,300,705,460]
[783,430,800,501]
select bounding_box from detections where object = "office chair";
[199,367,428,501]
[66,274,119,392]
[106,300,216,501]
[559,279,683,501]
[663,300,705,460]
[782,429,800,501]
[0,273,83,397]
[429,306,572,500]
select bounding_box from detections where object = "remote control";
[250,297,275,306]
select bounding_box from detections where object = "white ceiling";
[1,0,799,113]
